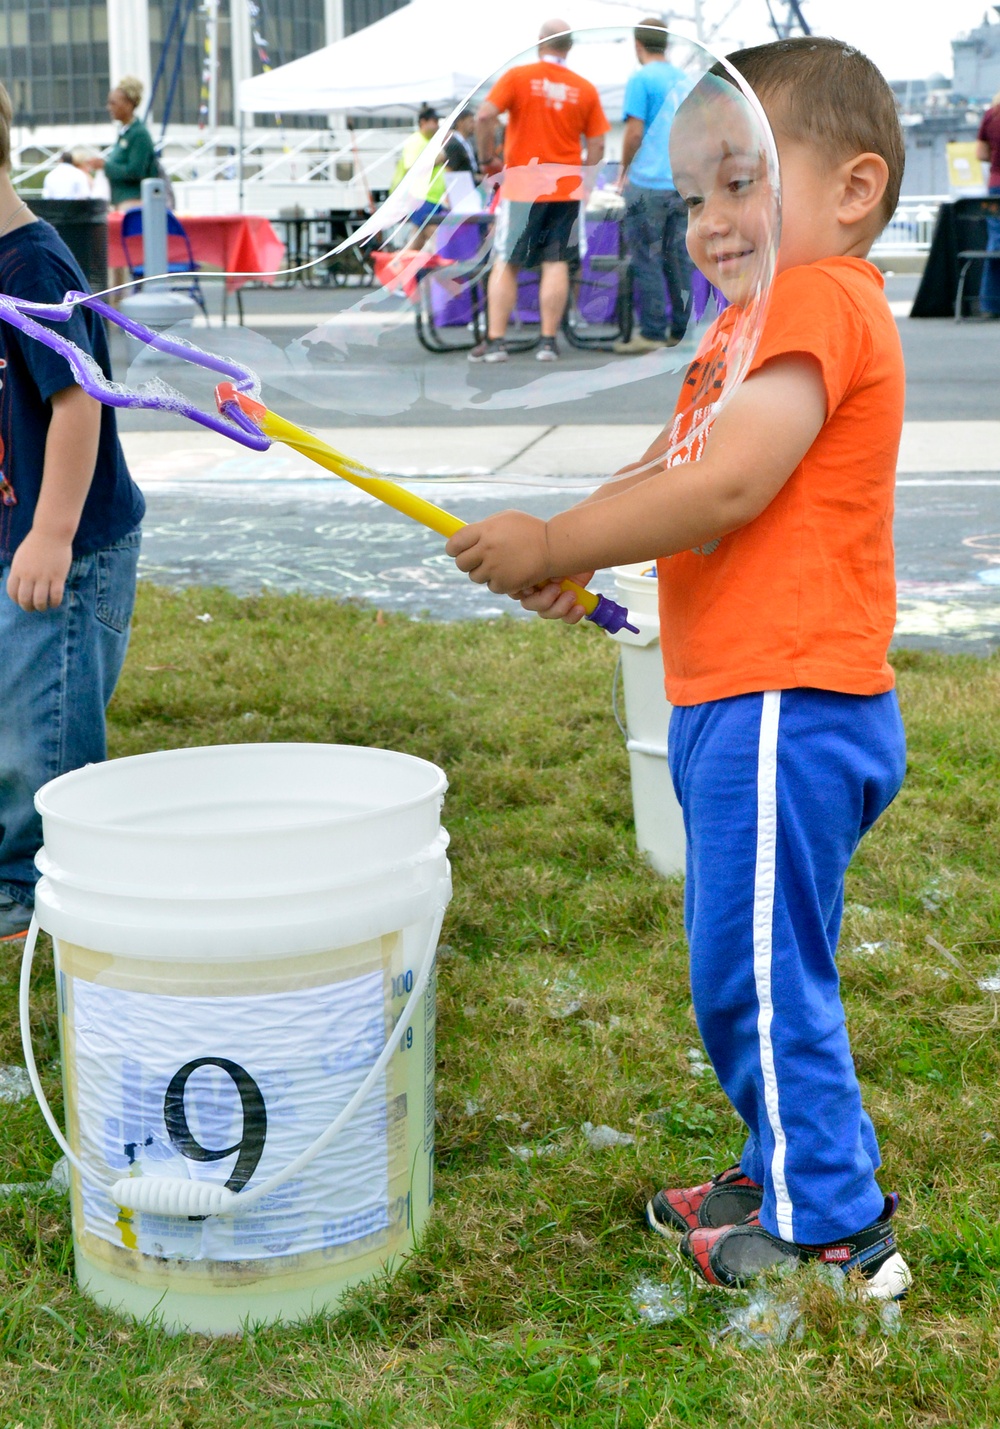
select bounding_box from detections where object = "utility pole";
[657,2,743,49]
[206,0,219,130]
[764,0,811,40]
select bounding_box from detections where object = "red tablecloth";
[107,212,285,290]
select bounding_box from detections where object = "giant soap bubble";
[122,24,779,446]
[0,25,780,616]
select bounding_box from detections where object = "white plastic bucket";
[610,565,686,878]
[21,743,450,1335]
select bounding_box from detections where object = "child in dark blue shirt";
[0,82,144,940]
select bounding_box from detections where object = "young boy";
[0,82,144,942]
[446,38,912,1299]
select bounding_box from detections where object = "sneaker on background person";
[680,1196,912,1300]
[535,336,559,361]
[612,333,679,354]
[0,895,32,943]
[468,337,508,363]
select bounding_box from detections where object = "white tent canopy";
[238,0,676,116]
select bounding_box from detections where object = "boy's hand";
[446,511,551,595]
[519,576,594,624]
[6,528,73,612]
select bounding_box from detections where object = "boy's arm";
[446,355,827,595]
[6,385,102,612]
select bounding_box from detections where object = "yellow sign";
[947,141,986,192]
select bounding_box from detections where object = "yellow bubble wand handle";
[215,386,637,634]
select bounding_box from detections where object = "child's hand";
[520,577,594,624]
[6,528,73,612]
[446,511,551,595]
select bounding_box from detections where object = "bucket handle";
[20,904,443,1219]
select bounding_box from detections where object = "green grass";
[5,584,1000,1426]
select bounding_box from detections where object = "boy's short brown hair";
[725,37,904,226]
[0,83,12,171]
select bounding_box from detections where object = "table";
[912,197,1000,318]
[107,212,286,293]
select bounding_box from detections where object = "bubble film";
[0,27,779,617]
[120,25,780,461]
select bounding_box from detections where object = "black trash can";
[30,197,109,294]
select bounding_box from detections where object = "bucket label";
[68,969,397,1262]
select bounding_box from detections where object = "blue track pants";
[668,688,906,1244]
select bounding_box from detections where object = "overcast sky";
[695,0,996,81]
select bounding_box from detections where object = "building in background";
[1,0,409,134]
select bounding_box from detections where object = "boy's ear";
[837,152,889,229]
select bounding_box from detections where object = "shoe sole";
[860,1251,912,1301]
[0,928,30,944]
[468,351,507,363]
[680,1241,913,1300]
[645,1196,687,1238]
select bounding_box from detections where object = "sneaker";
[646,1164,763,1236]
[468,338,508,363]
[680,1195,912,1300]
[612,334,669,355]
[0,895,32,943]
[535,337,559,361]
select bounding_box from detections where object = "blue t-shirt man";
[621,61,690,191]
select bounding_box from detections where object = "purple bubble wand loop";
[0,290,271,450]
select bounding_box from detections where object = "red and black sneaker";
[645,1164,764,1237]
[680,1195,912,1300]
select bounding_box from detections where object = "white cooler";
[610,564,686,878]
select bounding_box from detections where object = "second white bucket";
[610,565,686,878]
[23,742,450,1335]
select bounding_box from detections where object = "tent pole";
[238,108,245,211]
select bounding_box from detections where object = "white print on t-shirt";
[667,401,716,467]
[666,400,722,556]
[529,77,581,111]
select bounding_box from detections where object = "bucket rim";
[35,741,447,838]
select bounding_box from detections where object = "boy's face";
[670,89,777,306]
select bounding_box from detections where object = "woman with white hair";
[975,88,1000,317]
[92,77,157,210]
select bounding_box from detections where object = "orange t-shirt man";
[657,256,904,706]
[486,58,609,204]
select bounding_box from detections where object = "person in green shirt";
[95,77,157,208]
[390,106,447,250]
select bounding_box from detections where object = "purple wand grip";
[584,592,639,636]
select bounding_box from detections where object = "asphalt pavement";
[112,272,1000,652]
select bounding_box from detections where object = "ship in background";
[893,8,1000,195]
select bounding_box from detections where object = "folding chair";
[953,195,1000,322]
[120,208,213,322]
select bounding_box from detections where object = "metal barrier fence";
[871,196,945,256]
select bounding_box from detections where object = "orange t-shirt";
[487,59,609,203]
[656,256,904,706]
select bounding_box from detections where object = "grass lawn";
[4,583,1000,1427]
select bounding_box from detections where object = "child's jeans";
[668,687,906,1245]
[0,527,140,907]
